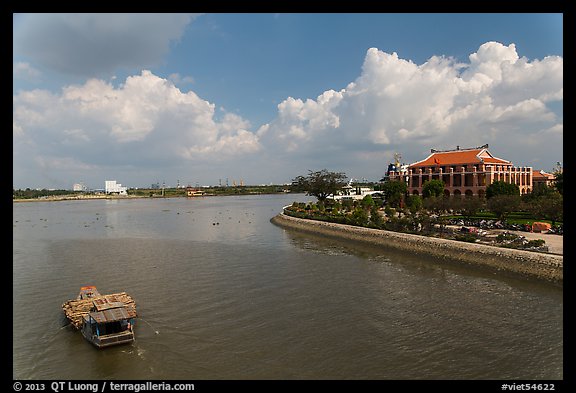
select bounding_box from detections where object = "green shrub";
[454,234,478,243]
[526,239,545,248]
[496,232,517,242]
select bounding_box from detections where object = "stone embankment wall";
[271,213,563,284]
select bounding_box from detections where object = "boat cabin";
[81,296,136,348]
[78,285,100,300]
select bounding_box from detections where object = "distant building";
[73,183,87,192]
[532,170,556,189]
[386,144,533,197]
[105,180,128,195]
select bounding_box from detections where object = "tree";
[361,195,375,210]
[459,196,485,219]
[292,169,348,202]
[341,199,354,213]
[370,205,384,227]
[524,183,557,202]
[487,194,521,220]
[423,195,451,215]
[422,179,445,198]
[382,180,407,208]
[351,206,369,226]
[527,192,563,226]
[486,181,519,198]
[553,172,563,195]
[537,193,563,225]
[405,194,423,214]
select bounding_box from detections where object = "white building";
[73,183,87,192]
[105,180,128,195]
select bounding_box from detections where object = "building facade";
[386,145,533,197]
[73,182,87,192]
[105,180,128,195]
[532,170,556,189]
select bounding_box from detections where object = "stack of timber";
[62,292,137,329]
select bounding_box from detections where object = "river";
[13,194,562,380]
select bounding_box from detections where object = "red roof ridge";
[533,169,555,178]
[409,147,511,168]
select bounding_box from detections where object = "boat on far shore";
[329,179,383,202]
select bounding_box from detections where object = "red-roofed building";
[532,169,556,189]
[386,144,533,197]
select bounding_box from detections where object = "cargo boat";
[62,286,137,348]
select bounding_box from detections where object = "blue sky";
[13,13,563,189]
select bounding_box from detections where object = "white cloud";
[12,41,563,188]
[541,123,563,135]
[13,61,41,80]
[218,113,252,135]
[182,129,260,157]
[464,41,520,83]
[257,90,343,152]
[489,98,555,124]
[35,155,97,171]
[13,13,200,76]
[259,42,562,172]
[13,70,261,172]
[13,120,23,136]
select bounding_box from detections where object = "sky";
[13,13,563,189]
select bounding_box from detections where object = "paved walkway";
[490,229,563,255]
[446,225,563,255]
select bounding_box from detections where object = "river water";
[13,194,562,380]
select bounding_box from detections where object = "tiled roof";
[89,306,136,324]
[409,148,511,168]
[532,170,555,180]
[85,295,136,323]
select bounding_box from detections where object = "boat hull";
[81,327,134,348]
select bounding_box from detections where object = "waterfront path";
[271,213,563,284]
[495,229,563,255]
[444,225,563,255]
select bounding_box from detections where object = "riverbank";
[13,190,292,203]
[271,213,563,284]
[12,194,148,202]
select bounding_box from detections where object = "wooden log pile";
[62,292,137,329]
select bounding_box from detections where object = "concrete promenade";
[271,213,563,284]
